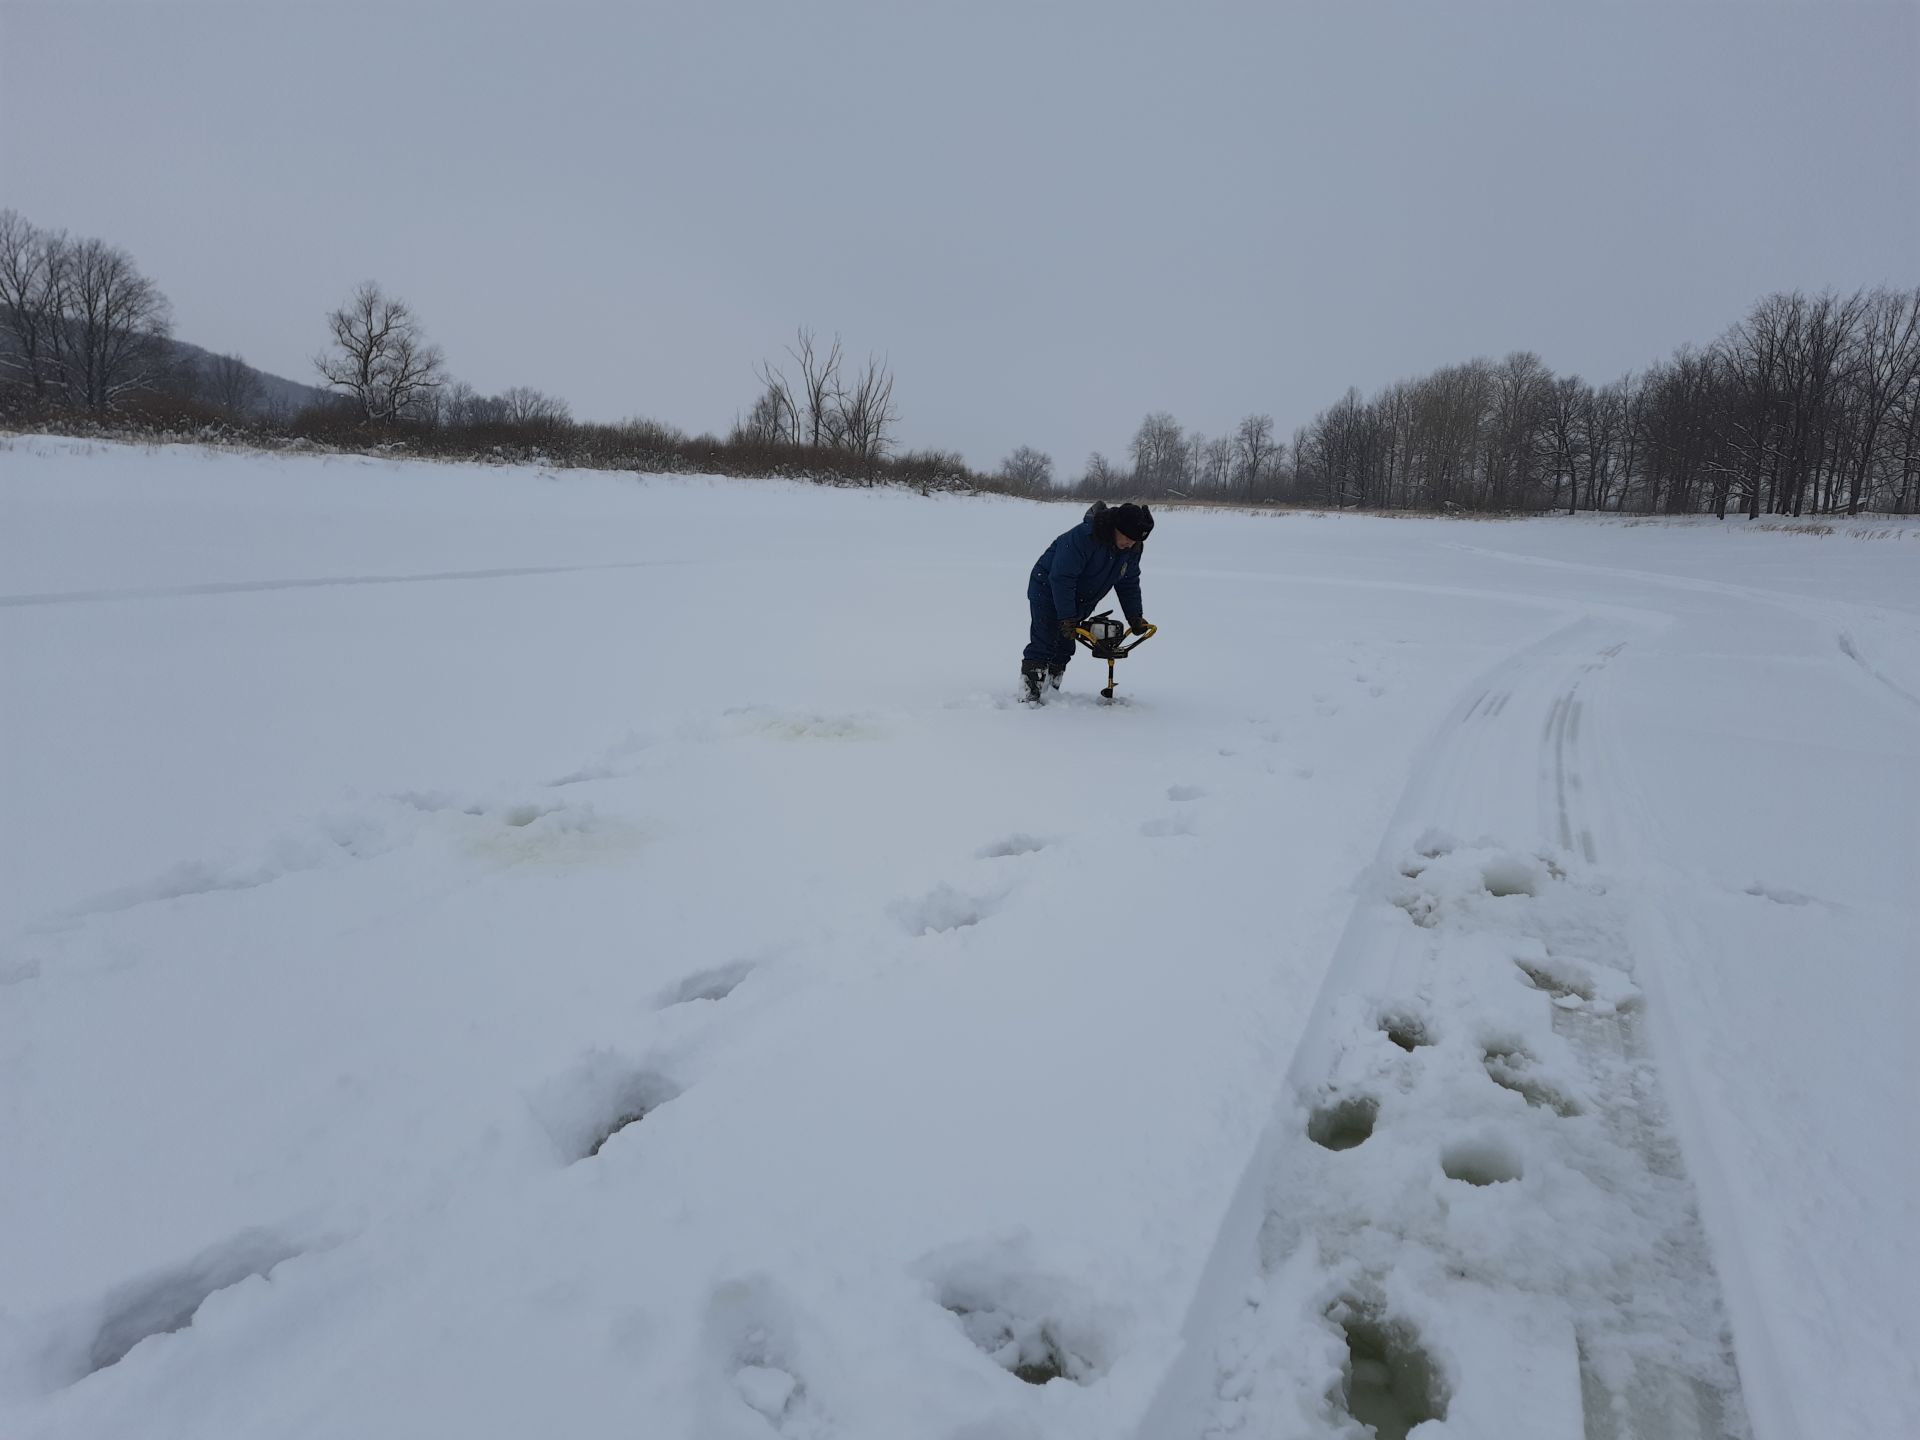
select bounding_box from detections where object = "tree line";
[5,208,1915,513]
[0,209,978,490]
[1046,287,1920,516]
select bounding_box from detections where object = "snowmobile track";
[1137,614,1757,1440]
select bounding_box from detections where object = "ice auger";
[1072,611,1158,701]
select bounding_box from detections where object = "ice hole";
[1308,1096,1379,1151]
[1335,1305,1448,1440]
[1480,858,1538,898]
[1441,1137,1525,1186]
[1381,1014,1432,1052]
[1011,1337,1068,1385]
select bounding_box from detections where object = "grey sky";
[4,1,1916,473]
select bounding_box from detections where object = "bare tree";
[498,385,571,427]
[1482,351,1552,509]
[788,327,843,449]
[1544,375,1589,514]
[834,354,897,468]
[1577,378,1625,513]
[1198,434,1236,494]
[63,236,172,411]
[315,281,447,423]
[0,210,72,402]
[1129,411,1186,494]
[204,352,263,414]
[440,380,489,427]
[741,370,799,446]
[1844,286,1920,514]
[1233,413,1278,501]
[1081,451,1124,495]
[997,445,1053,492]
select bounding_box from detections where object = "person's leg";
[1022,582,1055,697]
[1023,580,1060,670]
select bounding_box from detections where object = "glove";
[1058,617,1080,641]
[1128,617,1152,635]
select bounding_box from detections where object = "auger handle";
[1072,621,1158,658]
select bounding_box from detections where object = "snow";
[1,433,1915,1439]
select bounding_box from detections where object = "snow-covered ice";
[1,435,1914,1439]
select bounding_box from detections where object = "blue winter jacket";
[1032,519,1144,623]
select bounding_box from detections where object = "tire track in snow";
[1530,645,1749,1437]
[0,557,697,608]
[1835,629,1920,711]
[1136,615,1756,1440]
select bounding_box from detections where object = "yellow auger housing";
[1072,611,1159,700]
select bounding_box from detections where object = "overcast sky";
[3,1,1915,472]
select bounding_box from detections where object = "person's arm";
[1049,527,1089,621]
[1116,545,1144,625]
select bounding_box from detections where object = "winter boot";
[1021,664,1047,703]
[1047,666,1065,691]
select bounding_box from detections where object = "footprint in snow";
[1744,880,1825,908]
[893,884,999,936]
[975,834,1048,859]
[67,1229,307,1383]
[525,1050,683,1163]
[929,1245,1116,1388]
[662,959,757,1007]
[701,1277,836,1438]
[1140,814,1197,839]
[1482,1041,1582,1117]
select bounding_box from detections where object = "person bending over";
[1021,501,1154,701]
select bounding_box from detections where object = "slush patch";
[718,706,883,742]
[459,804,647,868]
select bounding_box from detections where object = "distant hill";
[163,338,336,418]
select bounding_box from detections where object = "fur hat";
[1109,502,1154,542]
